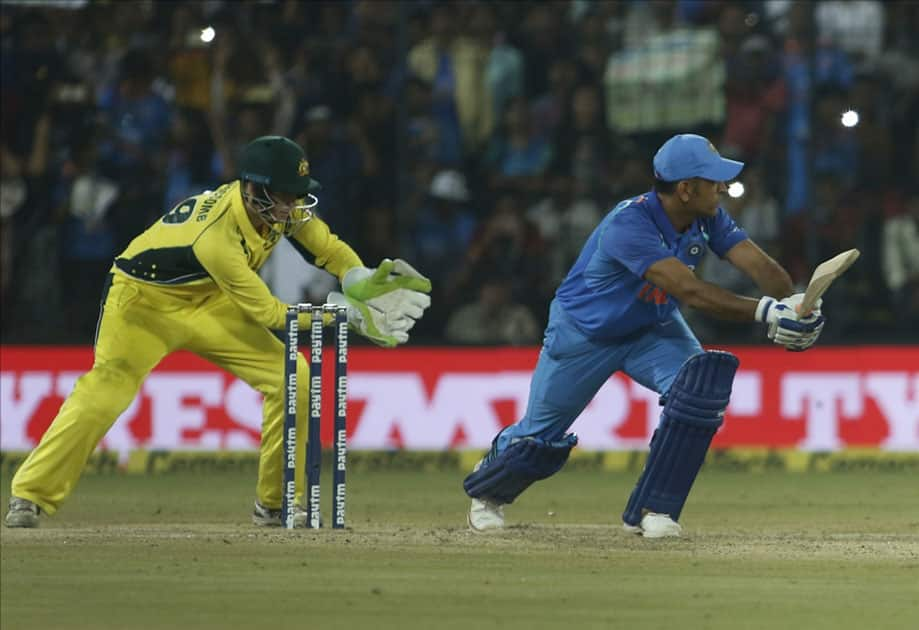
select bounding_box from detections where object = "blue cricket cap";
[653,134,745,182]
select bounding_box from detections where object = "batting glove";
[756,294,825,350]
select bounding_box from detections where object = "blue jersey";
[556,191,747,340]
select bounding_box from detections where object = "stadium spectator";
[882,193,919,331]
[0,146,26,321]
[411,169,478,295]
[530,56,582,140]
[163,108,217,209]
[812,85,859,187]
[815,0,885,63]
[408,3,493,163]
[526,172,601,287]
[517,3,568,99]
[445,276,541,346]
[781,2,854,216]
[467,2,524,125]
[722,35,785,163]
[0,1,914,345]
[482,95,553,197]
[451,191,546,321]
[691,166,783,342]
[293,105,369,246]
[57,140,120,335]
[96,49,171,249]
[404,76,440,163]
[551,83,613,201]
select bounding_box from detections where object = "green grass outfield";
[2,465,917,630]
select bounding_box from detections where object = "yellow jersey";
[113,181,361,330]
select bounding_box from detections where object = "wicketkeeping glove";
[329,259,432,348]
[342,258,432,300]
[756,294,825,351]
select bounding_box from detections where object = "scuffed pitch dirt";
[4,471,919,630]
[6,523,917,563]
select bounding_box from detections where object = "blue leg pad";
[622,351,739,525]
[463,434,578,504]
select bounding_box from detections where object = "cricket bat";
[799,249,860,315]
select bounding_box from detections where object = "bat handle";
[797,301,820,318]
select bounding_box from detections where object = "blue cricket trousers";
[497,299,703,451]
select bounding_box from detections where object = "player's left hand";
[757,294,825,351]
[343,258,432,302]
[781,293,823,318]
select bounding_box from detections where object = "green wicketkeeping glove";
[342,258,432,302]
[330,258,432,348]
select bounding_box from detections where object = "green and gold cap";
[238,135,322,196]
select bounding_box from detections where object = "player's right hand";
[756,294,825,350]
[777,311,825,351]
[326,291,420,348]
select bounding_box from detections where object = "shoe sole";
[467,512,504,533]
[640,522,682,538]
[4,515,39,528]
[622,522,681,538]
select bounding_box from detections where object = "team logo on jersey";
[689,244,703,256]
[298,159,310,176]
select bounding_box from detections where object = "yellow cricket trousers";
[11,273,311,515]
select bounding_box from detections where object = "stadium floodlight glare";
[728,181,745,198]
[200,26,216,43]
[841,109,859,128]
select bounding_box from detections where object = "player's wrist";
[755,297,775,323]
[341,266,373,293]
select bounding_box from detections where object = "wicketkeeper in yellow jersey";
[5,136,432,528]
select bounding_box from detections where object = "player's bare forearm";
[645,257,759,321]
[725,240,794,298]
[753,263,794,299]
[677,280,760,321]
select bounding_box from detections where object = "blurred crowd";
[2,0,917,345]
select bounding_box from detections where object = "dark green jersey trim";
[93,273,115,347]
[113,204,236,285]
[285,235,318,267]
[114,247,209,284]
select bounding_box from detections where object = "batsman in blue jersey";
[464,134,825,537]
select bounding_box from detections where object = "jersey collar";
[647,191,679,246]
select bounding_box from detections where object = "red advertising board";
[1,345,917,452]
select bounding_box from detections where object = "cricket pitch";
[2,468,917,630]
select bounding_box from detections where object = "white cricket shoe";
[467,458,505,532]
[252,501,282,527]
[290,507,322,529]
[468,497,505,532]
[622,522,642,535]
[623,512,682,538]
[5,497,40,528]
[253,501,320,528]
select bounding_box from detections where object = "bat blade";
[800,249,860,315]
